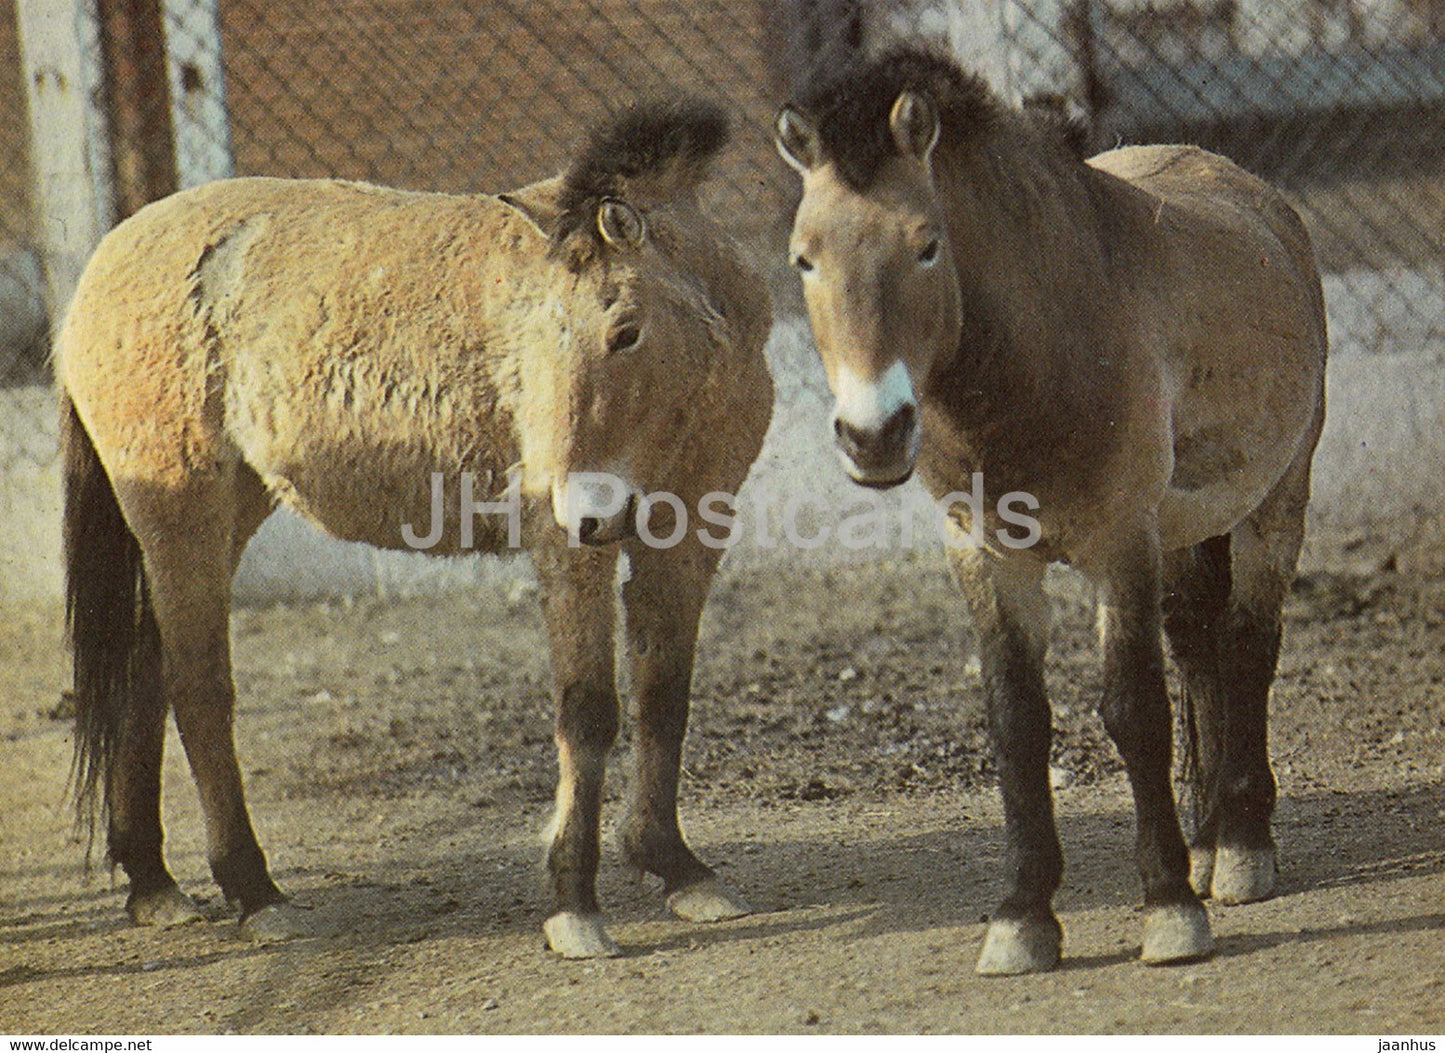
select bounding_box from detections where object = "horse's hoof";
[975,916,1063,976]
[666,876,752,923]
[240,902,312,944]
[1210,845,1276,905]
[128,886,205,929]
[543,912,622,959]
[1188,847,1215,898]
[1141,901,1214,965]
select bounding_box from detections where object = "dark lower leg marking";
[211,843,285,916]
[981,609,1063,920]
[548,683,619,917]
[621,668,713,891]
[1100,565,1198,910]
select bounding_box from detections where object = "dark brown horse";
[58,101,773,956]
[776,49,1326,973]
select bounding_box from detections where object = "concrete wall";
[4,289,1443,607]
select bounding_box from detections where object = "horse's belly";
[227,357,524,554]
[1159,477,1274,549]
[267,454,524,556]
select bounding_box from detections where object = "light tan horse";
[59,101,773,957]
[776,49,1326,974]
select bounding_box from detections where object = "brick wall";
[217,0,792,246]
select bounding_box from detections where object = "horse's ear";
[774,105,820,174]
[498,177,566,238]
[597,198,647,250]
[890,91,940,163]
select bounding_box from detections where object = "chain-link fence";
[2,0,1443,478]
[1001,0,1445,361]
[1,2,47,389]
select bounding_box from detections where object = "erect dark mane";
[553,98,730,254]
[790,46,1006,189]
[1020,91,1093,160]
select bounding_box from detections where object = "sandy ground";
[1,552,1442,1034]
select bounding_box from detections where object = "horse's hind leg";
[63,397,200,928]
[1161,534,1237,896]
[105,618,202,928]
[949,544,1064,975]
[1171,451,1313,905]
[531,537,623,959]
[126,465,295,939]
[619,537,749,924]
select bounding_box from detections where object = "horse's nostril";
[834,416,866,457]
[882,402,917,447]
[835,405,915,462]
[577,516,601,542]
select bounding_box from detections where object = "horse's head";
[501,101,758,544]
[776,90,960,489]
[776,49,1008,489]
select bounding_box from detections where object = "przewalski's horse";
[58,100,773,957]
[775,49,1326,973]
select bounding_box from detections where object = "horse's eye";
[793,253,815,274]
[608,322,643,354]
[918,239,941,266]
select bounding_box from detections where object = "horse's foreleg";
[618,539,749,924]
[1099,526,1213,964]
[950,544,1064,975]
[533,540,622,958]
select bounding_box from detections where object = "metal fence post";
[162,0,234,187]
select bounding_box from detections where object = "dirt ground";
[1,547,1442,1034]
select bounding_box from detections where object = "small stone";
[506,578,540,607]
[838,666,859,682]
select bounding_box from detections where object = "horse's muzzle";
[575,491,638,546]
[553,472,640,546]
[834,402,919,489]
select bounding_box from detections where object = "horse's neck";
[927,137,1131,462]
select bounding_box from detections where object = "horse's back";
[56,178,530,547]
[1090,145,1327,548]
[1094,144,1320,298]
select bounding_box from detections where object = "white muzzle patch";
[833,360,917,434]
[551,471,637,544]
[831,360,922,484]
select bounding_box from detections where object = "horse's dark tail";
[61,393,162,848]
[1178,682,1204,835]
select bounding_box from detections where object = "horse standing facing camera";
[776,48,1327,974]
[58,100,773,957]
